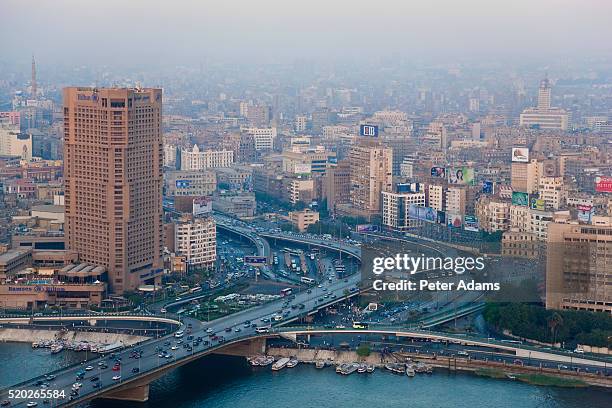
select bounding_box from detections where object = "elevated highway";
[0,223,507,406]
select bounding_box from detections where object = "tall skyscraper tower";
[348,139,393,216]
[31,55,37,97]
[63,87,164,293]
[537,77,551,111]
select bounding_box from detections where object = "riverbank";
[0,327,147,346]
[267,346,612,388]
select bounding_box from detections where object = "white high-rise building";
[180,145,234,170]
[295,115,307,132]
[241,127,277,151]
[382,191,426,231]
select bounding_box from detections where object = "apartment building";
[174,215,216,270]
[382,191,426,231]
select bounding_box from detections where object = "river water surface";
[1,342,610,408]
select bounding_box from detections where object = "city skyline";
[0,2,610,406]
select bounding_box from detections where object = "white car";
[85,366,94,371]
[171,346,177,350]
[72,383,82,389]
[112,375,121,381]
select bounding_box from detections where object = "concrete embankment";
[0,328,147,346]
[267,347,612,388]
[269,347,385,365]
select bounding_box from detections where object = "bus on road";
[352,322,369,329]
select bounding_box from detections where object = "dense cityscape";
[0,1,611,407]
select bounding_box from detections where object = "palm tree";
[548,312,563,346]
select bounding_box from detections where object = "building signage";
[464,215,479,232]
[430,167,446,178]
[356,224,379,233]
[482,181,494,194]
[176,180,191,188]
[8,286,66,292]
[359,124,379,137]
[530,198,545,211]
[244,256,267,266]
[511,147,529,163]
[595,176,612,193]
[512,191,529,207]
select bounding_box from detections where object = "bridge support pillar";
[103,383,150,402]
[214,337,267,357]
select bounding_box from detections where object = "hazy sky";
[2,0,611,66]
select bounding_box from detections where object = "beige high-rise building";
[322,160,350,212]
[519,78,569,130]
[511,160,539,194]
[288,209,320,232]
[475,197,511,233]
[63,87,163,294]
[538,176,565,210]
[546,220,612,313]
[445,186,467,215]
[174,215,217,270]
[348,141,393,215]
[0,123,32,160]
[427,184,445,211]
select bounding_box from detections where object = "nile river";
[0,342,610,408]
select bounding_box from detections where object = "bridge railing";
[273,325,612,364]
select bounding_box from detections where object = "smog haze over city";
[0,1,611,408]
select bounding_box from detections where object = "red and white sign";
[595,176,612,193]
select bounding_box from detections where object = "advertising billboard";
[408,205,437,223]
[193,197,212,216]
[436,210,446,225]
[482,180,494,195]
[176,180,191,188]
[512,191,529,207]
[359,124,379,137]
[595,176,612,193]
[293,163,312,174]
[512,191,529,206]
[448,167,475,185]
[578,208,594,223]
[498,184,513,199]
[511,147,529,163]
[430,166,446,178]
[356,224,379,233]
[530,198,545,211]
[244,256,268,266]
[423,207,437,223]
[408,204,424,220]
[447,213,463,228]
[464,215,479,232]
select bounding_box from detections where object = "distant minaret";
[31,55,37,97]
